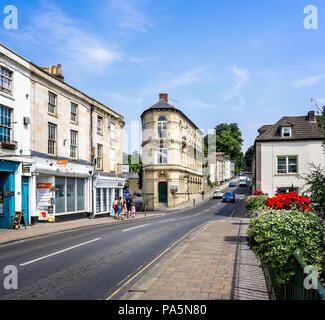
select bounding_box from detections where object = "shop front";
[94,174,125,216]
[31,158,93,223]
[0,161,20,229]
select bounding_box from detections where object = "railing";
[263,252,325,300]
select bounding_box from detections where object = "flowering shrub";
[265,192,310,212]
[248,209,325,287]
[246,194,268,214]
[253,190,265,196]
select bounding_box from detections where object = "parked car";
[229,182,237,187]
[223,192,236,203]
[212,190,223,199]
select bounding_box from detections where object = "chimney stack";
[42,64,64,81]
[159,93,168,103]
[308,110,316,123]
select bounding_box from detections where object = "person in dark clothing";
[126,195,132,218]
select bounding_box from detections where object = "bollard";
[193,199,195,206]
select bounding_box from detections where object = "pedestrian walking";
[126,195,132,218]
[121,200,128,220]
[113,198,119,219]
[117,198,123,220]
[131,201,136,218]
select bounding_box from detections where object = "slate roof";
[257,115,323,142]
[141,99,201,132]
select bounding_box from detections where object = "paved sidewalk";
[233,221,270,300]
[0,213,161,245]
[120,218,269,300]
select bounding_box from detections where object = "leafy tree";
[244,145,254,172]
[124,151,142,173]
[301,164,325,214]
[204,123,245,171]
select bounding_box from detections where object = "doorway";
[158,182,168,203]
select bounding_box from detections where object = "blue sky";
[1,0,325,153]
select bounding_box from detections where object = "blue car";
[229,182,237,187]
[223,192,235,203]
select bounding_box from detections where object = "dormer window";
[281,127,292,138]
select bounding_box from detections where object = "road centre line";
[122,224,151,232]
[19,238,101,267]
[106,222,208,300]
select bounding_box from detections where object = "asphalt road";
[0,185,248,300]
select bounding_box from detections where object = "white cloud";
[222,65,249,101]
[292,74,324,88]
[14,5,122,72]
[108,0,152,33]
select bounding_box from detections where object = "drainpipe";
[90,104,95,219]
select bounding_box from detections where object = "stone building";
[0,43,125,228]
[141,93,203,210]
[29,63,125,222]
[207,152,235,185]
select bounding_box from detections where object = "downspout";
[90,104,95,219]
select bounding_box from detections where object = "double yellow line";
[106,223,207,300]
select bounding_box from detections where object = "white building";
[0,43,125,228]
[0,44,31,229]
[253,111,325,196]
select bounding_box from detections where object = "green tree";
[124,151,142,173]
[244,145,254,172]
[204,123,245,171]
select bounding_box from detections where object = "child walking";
[131,201,136,218]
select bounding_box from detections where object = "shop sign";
[57,160,68,166]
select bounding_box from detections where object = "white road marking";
[159,219,176,223]
[122,224,151,232]
[19,238,101,267]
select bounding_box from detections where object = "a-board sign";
[11,211,27,230]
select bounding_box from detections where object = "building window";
[158,148,168,164]
[48,92,57,114]
[0,105,12,143]
[77,179,85,211]
[277,156,298,174]
[97,116,103,135]
[158,116,167,139]
[0,66,13,94]
[70,130,78,158]
[281,127,292,138]
[96,188,101,213]
[97,144,103,170]
[55,177,86,214]
[71,103,78,123]
[48,123,56,155]
[55,177,65,213]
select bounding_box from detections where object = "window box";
[1,141,16,150]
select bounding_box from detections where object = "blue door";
[21,177,29,226]
[0,172,14,229]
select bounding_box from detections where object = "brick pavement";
[122,219,249,300]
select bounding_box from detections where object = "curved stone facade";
[141,94,203,211]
